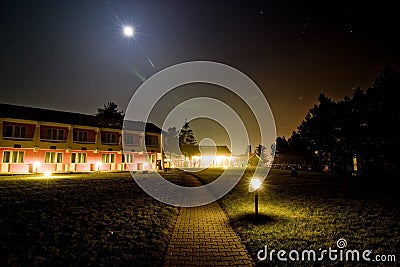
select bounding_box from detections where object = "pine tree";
[95,102,124,124]
[178,120,197,158]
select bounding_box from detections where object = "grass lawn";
[195,168,400,266]
[1,169,398,266]
[0,172,178,266]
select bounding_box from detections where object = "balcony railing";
[73,140,95,144]
[146,143,159,148]
[3,136,33,141]
[101,141,120,145]
[40,138,67,143]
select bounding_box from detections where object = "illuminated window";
[2,151,10,163]
[4,125,27,138]
[71,152,87,163]
[2,151,24,163]
[122,154,133,163]
[102,154,115,163]
[149,154,156,163]
[45,152,63,163]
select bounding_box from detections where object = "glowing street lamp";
[95,162,102,171]
[250,179,262,217]
[33,162,40,173]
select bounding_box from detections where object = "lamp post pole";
[255,189,259,217]
[251,179,262,217]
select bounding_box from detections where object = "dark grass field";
[195,168,400,266]
[0,172,178,266]
[1,170,399,266]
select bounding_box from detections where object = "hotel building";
[0,103,162,174]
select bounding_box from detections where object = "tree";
[289,93,338,170]
[286,66,400,174]
[96,102,124,124]
[255,144,266,159]
[178,120,197,158]
[163,127,180,154]
[275,137,289,154]
[254,144,269,166]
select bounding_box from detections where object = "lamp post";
[250,179,262,217]
[255,188,259,216]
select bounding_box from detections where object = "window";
[124,134,142,146]
[46,128,65,140]
[145,135,159,147]
[57,152,63,163]
[122,154,133,163]
[73,131,88,142]
[149,154,156,164]
[102,154,115,163]
[102,133,117,144]
[4,125,27,138]
[2,151,10,163]
[71,152,87,163]
[45,152,63,163]
[2,151,24,163]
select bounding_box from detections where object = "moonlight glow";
[123,25,134,37]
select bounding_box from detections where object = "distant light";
[33,162,40,172]
[251,179,262,190]
[95,162,102,171]
[143,162,149,169]
[123,26,134,37]
[44,171,52,178]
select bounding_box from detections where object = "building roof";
[198,146,231,155]
[181,145,231,156]
[0,103,161,133]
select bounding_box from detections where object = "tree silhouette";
[284,66,400,174]
[255,144,267,162]
[275,137,289,154]
[163,127,180,154]
[178,120,197,158]
[96,102,124,124]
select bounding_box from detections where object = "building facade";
[171,145,234,168]
[0,104,162,174]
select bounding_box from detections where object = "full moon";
[123,25,134,37]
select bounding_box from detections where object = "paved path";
[163,172,254,267]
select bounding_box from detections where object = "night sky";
[1,0,399,138]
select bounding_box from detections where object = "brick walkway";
[163,173,254,266]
